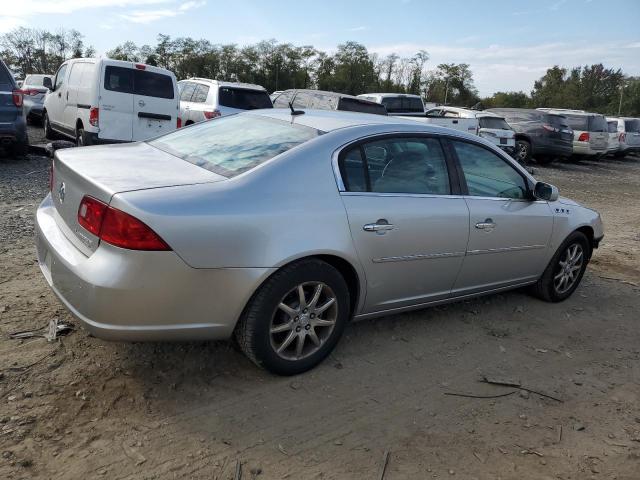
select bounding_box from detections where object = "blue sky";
[2,0,639,96]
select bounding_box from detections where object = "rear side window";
[192,84,210,103]
[218,87,272,110]
[564,115,588,131]
[149,114,321,178]
[339,137,450,195]
[179,82,196,101]
[338,98,387,115]
[478,117,510,129]
[625,119,640,132]
[380,96,424,113]
[104,66,174,99]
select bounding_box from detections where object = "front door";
[338,135,470,314]
[449,140,554,294]
[47,63,68,133]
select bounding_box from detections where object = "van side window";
[104,66,133,94]
[179,82,196,101]
[192,84,210,103]
[54,64,67,90]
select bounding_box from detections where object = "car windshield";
[625,119,640,132]
[218,87,273,110]
[380,96,424,113]
[478,117,510,129]
[149,114,322,178]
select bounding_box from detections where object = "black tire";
[514,139,532,164]
[235,259,350,375]
[76,128,86,147]
[43,112,55,140]
[532,231,590,302]
[10,141,29,158]
[613,151,626,158]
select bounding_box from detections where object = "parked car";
[20,74,52,124]
[411,106,479,135]
[607,117,640,156]
[37,109,603,375]
[486,108,573,164]
[43,58,179,146]
[606,119,621,156]
[178,78,272,125]
[272,89,388,115]
[538,109,608,159]
[356,93,429,116]
[0,59,28,156]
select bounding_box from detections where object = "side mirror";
[534,181,559,202]
[43,77,53,90]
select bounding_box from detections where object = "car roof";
[182,78,267,91]
[358,93,422,99]
[252,108,441,132]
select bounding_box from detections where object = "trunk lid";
[51,142,225,255]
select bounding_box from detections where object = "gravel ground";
[1,130,639,479]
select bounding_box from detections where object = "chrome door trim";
[466,244,546,256]
[372,251,466,263]
[340,191,465,200]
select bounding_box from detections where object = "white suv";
[43,58,179,145]
[178,78,272,125]
[538,108,608,158]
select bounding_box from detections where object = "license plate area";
[500,138,507,145]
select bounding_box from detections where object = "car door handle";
[57,92,61,98]
[363,221,394,232]
[475,218,496,230]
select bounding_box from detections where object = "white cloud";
[179,0,205,11]
[348,26,367,32]
[0,15,27,33]
[369,41,640,96]
[120,0,205,23]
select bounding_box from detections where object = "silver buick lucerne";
[36,109,604,375]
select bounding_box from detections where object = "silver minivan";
[538,109,608,158]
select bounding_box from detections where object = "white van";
[43,58,179,145]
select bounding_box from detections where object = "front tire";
[235,259,350,375]
[533,231,590,302]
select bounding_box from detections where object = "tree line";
[1,27,638,116]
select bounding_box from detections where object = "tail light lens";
[89,107,99,127]
[619,132,626,142]
[12,89,23,107]
[135,63,146,70]
[203,109,221,120]
[577,132,590,142]
[177,117,182,129]
[78,195,171,251]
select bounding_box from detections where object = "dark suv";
[486,108,573,164]
[272,89,388,115]
[0,59,28,156]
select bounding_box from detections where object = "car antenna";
[288,89,304,116]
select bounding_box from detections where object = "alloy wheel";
[269,282,338,361]
[553,243,584,294]
[517,143,528,161]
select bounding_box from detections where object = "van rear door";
[99,63,134,142]
[132,66,177,141]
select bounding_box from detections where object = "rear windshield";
[478,117,510,130]
[149,114,322,178]
[625,119,640,132]
[218,87,272,110]
[338,97,388,115]
[380,96,424,113]
[24,74,50,86]
[104,66,174,99]
[564,115,588,131]
[607,121,618,133]
[588,115,607,132]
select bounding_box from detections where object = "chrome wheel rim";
[517,143,528,160]
[270,282,338,361]
[554,243,584,294]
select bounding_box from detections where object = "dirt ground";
[1,128,639,479]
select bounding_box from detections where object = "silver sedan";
[36,109,604,375]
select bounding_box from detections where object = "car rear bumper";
[573,141,607,156]
[0,116,28,144]
[35,194,274,341]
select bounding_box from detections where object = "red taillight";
[577,132,589,142]
[203,110,221,120]
[177,117,182,129]
[542,124,559,133]
[77,195,171,251]
[619,132,626,142]
[12,89,23,107]
[135,63,146,70]
[89,107,99,127]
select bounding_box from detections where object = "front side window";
[339,137,450,195]
[452,141,528,199]
[54,64,67,90]
[149,114,322,178]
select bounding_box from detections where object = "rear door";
[588,115,608,152]
[132,67,177,140]
[100,64,134,141]
[623,119,640,149]
[0,61,18,125]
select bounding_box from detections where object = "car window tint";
[104,66,133,93]
[338,98,387,115]
[134,70,174,99]
[54,64,67,90]
[625,119,640,132]
[192,84,210,103]
[453,141,527,199]
[219,87,272,109]
[150,114,322,178]
[180,82,196,101]
[339,148,367,192]
[359,137,450,195]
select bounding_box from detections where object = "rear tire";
[532,231,590,302]
[43,112,55,140]
[514,139,531,164]
[76,128,92,147]
[235,259,350,375]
